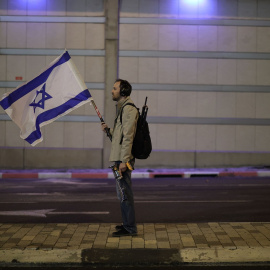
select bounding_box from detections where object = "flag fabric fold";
[0,51,92,146]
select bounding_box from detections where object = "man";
[101,79,138,237]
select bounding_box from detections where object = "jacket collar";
[116,96,130,112]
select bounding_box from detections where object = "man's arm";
[101,122,113,136]
[119,162,127,173]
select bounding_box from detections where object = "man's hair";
[115,79,132,97]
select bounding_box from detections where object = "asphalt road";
[0,176,270,223]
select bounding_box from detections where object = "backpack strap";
[119,103,138,124]
[119,103,138,145]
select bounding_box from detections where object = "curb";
[1,170,270,179]
[180,247,270,263]
[0,247,270,265]
[0,249,81,264]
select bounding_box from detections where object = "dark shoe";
[112,228,137,237]
[115,225,124,231]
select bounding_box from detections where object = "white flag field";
[0,51,93,146]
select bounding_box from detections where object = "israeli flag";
[0,51,92,146]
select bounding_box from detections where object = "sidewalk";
[1,166,270,179]
[0,222,270,265]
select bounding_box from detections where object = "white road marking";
[39,179,109,185]
[0,209,109,217]
[238,184,270,187]
[14,193,65,196]
[0,209,55,217]
[0,202,35,204]
[47,211,109,215]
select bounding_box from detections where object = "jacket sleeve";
[120,105,138,163]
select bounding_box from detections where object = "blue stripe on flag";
[0,51,71,110]
[25,89,91,145]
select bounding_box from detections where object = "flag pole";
[90,99,112,141]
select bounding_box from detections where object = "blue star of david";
[29,83,52,113]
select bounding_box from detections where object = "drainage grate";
[189,174,218,178]
[153,174,183,178]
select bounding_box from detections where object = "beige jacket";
[109,97,138,163]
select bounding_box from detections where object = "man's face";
[112,81,121,101]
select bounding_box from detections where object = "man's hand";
[119,162,127,175]
[101,122,109,133]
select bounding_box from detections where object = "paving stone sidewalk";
[0,222,270,265]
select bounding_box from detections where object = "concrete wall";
[0,0,105,169]
[1,0,270,169]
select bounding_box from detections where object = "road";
[0,176,270,223]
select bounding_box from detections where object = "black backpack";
[120,98,152,159]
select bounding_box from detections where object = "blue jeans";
[115,161,137,234]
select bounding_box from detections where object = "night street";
[1,0,270,268]
[1,176,270,269]
[0,176,270,223]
